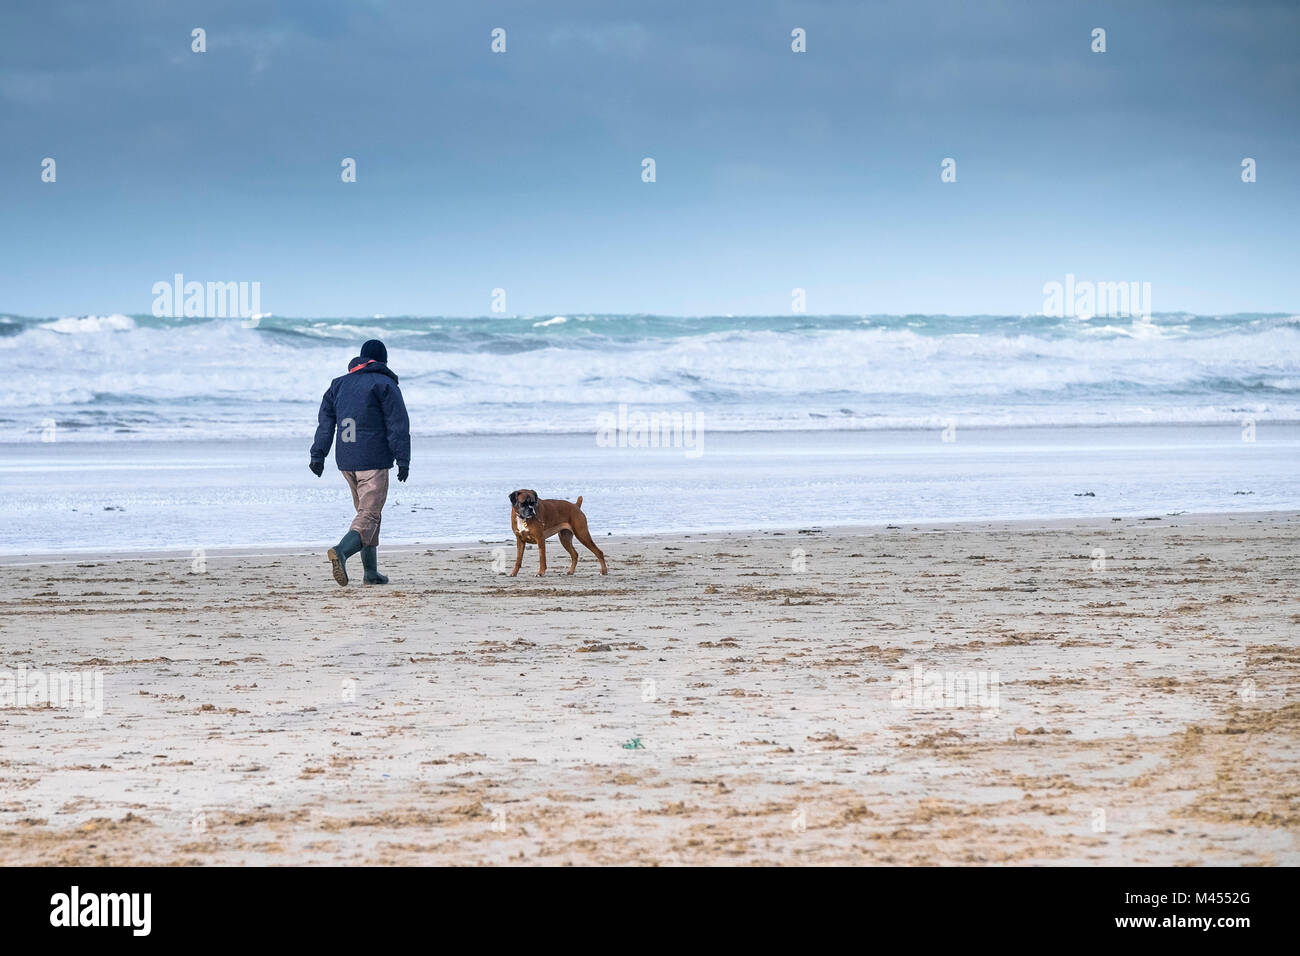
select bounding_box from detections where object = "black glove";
[397,463,409,483]
[309,460,324,477]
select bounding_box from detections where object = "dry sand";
[1,512,1297,865]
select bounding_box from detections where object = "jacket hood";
[347,357,399,383]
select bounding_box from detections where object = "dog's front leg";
[509,537,524,577]
[536,537,547,576]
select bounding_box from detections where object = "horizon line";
[5,309,1298,321]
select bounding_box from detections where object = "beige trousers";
[342,468,389,546]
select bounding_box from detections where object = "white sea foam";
[40,313,137,334]
[2,313,1297,441]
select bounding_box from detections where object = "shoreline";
[4,418,1300,445]
[0,508,1292,566]
[6,425,1297,555]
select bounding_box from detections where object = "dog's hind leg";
[573,521,608,575]
[559,529,579,574]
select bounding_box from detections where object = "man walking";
[310,339,410,586]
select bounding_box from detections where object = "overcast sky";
[2,0,1297,317]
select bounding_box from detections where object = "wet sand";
[1,512,1297,865]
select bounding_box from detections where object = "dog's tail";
[575,495,583,509]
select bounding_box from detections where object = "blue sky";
[2,0,1297,317]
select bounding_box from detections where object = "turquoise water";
[1,312,1297,441]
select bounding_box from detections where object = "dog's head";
[509,489,540,520]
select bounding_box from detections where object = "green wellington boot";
[327,530,363,586]
[360,545,389,585]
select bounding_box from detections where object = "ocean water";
[2,311,1298,440]
[1,313,1297,553]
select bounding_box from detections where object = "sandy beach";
[0,511,1296,866]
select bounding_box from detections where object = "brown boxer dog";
[508,489,608,576]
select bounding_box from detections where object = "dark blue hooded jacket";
[310,357,411,472]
